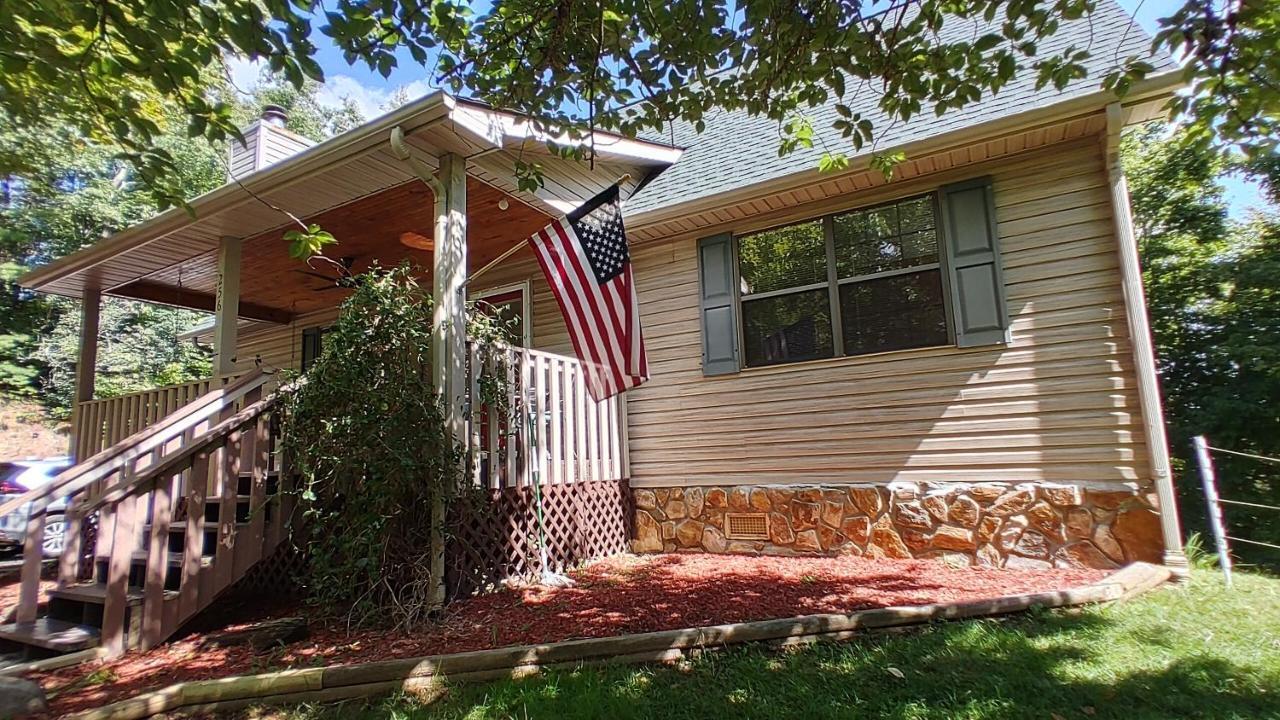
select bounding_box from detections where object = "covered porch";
[2,93,678,658]
[21,92,680,478]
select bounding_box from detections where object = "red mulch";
[0,565,56,617]
[35,554,1108,716]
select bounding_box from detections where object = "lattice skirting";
[445,479,633,601]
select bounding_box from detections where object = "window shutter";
[697,233,740,375]
[939,177,1009,347]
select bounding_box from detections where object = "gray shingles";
[626,0,1173,217]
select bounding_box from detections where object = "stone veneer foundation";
[632,482,1165,569]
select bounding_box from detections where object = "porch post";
[432,153,468,441]
[67,287,101,461]
[213,235,242,378]
[1104,103,1188,576]
[430,152,467,608]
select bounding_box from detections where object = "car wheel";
[41,513,66,558]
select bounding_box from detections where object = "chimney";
[227,106,316,181]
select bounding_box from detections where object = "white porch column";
[1104,103,1188,576]
[432,153,468,441]
[67,287,101,461]
[213,235,242,377]
[429,152,466,609]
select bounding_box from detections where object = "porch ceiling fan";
[294,255,359,291]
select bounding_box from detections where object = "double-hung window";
[736,194,950,368]
[697,177,1007,376]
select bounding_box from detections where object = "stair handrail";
[76,392,278,516]
[0,370,272,518]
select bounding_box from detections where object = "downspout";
[1103,103,1188,577]
[389,124,453,608]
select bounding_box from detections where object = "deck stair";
[0,371,292,659]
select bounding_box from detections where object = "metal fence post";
[1193,435,1233,587]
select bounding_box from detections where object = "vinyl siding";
[230,136,1149,492]
[624,138,1150,488]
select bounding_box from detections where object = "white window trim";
[470,279,533,348]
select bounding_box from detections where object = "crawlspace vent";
[725,513,769,541]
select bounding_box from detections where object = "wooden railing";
[2,370,288,657]
[74,375,242,460]
[467,345,626,489]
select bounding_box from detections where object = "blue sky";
[235,0,1266,217]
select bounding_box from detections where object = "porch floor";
[27,554,1106,716]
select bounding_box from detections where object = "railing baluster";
[549,356,562,484]
[15,497,49,623]
[586,379,600,482]
[534,353,548,486]
[242,414,268,571]
[142,475,171,650]
[180,449,209,624]
[102,489,139,655]
[483,348,499,486]
[573,364,586,483]
[214,437,239,594]
[504,347,517,489]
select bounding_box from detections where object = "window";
[300,326,329,371]
[472,282,531,347]
[736,194,949,368]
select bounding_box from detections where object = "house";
[5,0,1184,658]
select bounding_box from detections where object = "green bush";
[279,264,509,628]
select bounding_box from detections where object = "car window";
[0,463,25,492]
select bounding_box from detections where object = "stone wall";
[632,482,1165,569]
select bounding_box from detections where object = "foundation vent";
[725,513,769,541]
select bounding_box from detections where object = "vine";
[278,263,514,629]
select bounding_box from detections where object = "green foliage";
[1124,124,1280,564]
[284,225,339,260]
[280,264,512,628]
[30,298,212,418]
[0,1,320,206]
[1,76,365,417]
[4,1,1278,199]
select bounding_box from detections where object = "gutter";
[624,70,1187,232]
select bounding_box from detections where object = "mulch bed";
[34,553,1108,716]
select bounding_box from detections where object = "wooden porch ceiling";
[112,177,551,319]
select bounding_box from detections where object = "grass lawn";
[257,569,1280,720]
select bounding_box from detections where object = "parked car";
[0,457,73,558]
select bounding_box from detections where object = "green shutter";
[698,233,740,375]
[939,177,1009,347]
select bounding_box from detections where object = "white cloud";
[223,55,265,95]
[314,75,435,119]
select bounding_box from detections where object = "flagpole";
[467,173,633,286]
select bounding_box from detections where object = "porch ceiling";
[19,91,681,321]
[115,177,551,319]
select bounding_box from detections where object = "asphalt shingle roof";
[626,0,1174,216]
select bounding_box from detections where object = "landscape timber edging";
[63,562,1172,720]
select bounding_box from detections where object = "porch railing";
[74,375,242,460]
[467,345,626,489]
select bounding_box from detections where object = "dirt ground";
[0,399,69,461]
[29,552,1108,716]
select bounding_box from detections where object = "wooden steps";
[0,371,291,659]
[0,618,101,654]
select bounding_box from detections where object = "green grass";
[262,570,1280,720]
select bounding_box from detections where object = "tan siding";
[626,139,1149,488]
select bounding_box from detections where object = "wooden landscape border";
[64,562,1172,720]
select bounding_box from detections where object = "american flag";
[529,183,648,401]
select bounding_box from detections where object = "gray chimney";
[227,106,315,181]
